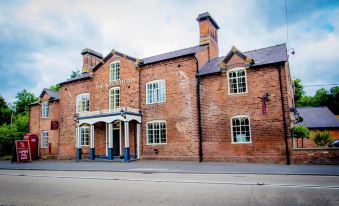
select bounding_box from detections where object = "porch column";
[76,126,82,160]
[119,121,122,157]
[90,124,95,160]
[137,123,141,159]
[124,121,130,162]
[108,123,114,160]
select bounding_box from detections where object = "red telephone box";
[23,134,39,160]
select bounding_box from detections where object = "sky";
[0,0,339,103]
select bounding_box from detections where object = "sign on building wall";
[51,121,59,130]
[95,77,137,89]
[15,140,32,163]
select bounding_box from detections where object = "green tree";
[0,124,21,157]
[0,95,12,126]
[293,79,305,104]
[50,84,60,92]
[292,125,310,148]
[312,88,328,106]
[13,90,38,114]
[327,86,339,115]
[297,96,314,107]
[13,112,29,134]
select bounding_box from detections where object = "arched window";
[109,87,120,110]
[230,115,251,143]
[76,93,90,112]
[79,126,90,146]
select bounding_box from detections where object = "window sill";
[41,117,49,119]
[231,141,252,144]
[228,91,248,96]
[146,101,166,105]
[146,143,167,146]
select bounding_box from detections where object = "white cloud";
[0,0,338,102]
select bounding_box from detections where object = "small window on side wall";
[41,131,48,148]
[41,102,49,118]
[231,115,251,143]
[227,67,247,94]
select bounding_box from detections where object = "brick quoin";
[29,12,295,164]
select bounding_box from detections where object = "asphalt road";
[0,170,338,206]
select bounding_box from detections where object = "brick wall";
[59,79,93,159]
[292,148,339,164]
[29,93,60,158]
[140,57,200,160]
[199,55,291,163]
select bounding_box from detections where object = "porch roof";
[77,107,141,125]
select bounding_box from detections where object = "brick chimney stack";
[81,48,103,73]
[197,12,219,60]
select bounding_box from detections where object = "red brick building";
[29,12,295,164]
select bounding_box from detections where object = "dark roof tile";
[40,88,60,100]
[142,45,207,65]
[198,44,288,76]
[58,73,92,85]
[296,106,339,128]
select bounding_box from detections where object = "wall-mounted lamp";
[289,48,295,55]
[73,113,79,123]
[120,109,126,119]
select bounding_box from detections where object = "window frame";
[109,60,120,82]
[146,120,167,145]
[230,115,252,144]
[227,67,248,95]
[146,79,166,104]
[80,126,90,146]
[41,101,49,118]
[76,93,90,113]
[41,131,49,148]
[109,87,120,111]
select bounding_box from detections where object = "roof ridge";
[297,106,328,109]
[142,45,204,60]
[243,43,286,53]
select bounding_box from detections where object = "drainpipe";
[194,56,203,162]
[277,63,291,165]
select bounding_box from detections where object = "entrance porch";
[75,107,141,162]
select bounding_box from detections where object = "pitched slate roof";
[198,44,288,76]
[40,88,60,100]
[296,106,339,129]
[58,72,92,86]
[30,89,60,106]
[141,45,207,65]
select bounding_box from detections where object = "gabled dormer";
[219,46,254,72]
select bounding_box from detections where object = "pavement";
[1,159,339,175]
[0,169,339,206]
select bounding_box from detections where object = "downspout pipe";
[277,62,291,165]
[194,56,203,162]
